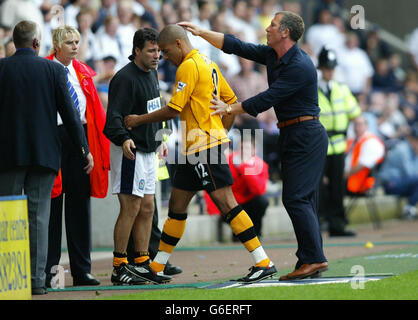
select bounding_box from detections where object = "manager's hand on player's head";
[177,21,202,36]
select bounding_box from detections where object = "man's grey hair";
[277,11,305,42]
[12,20,41,48]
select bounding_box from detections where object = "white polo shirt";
[54,57,87,125]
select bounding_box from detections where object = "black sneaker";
[132,261,172,284]
[236,261,277,283]
[111,264,147,286]
[32,286,48,295]
[164,262,183,276]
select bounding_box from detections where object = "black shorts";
[172,144,233,193]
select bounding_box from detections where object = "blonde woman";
[45,25,110,287]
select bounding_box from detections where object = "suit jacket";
[45,55,110,198]
[0,48,89,173]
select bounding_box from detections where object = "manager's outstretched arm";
[178,21,224,50]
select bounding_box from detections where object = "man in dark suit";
[0,20,94,295]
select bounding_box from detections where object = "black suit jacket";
[0,48,89,173]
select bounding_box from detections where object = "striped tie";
[65,67,80,115]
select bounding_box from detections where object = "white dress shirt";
[54,57,87,125]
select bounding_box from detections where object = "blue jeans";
[384,176,418,205]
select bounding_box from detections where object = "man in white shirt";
[116,0,136,67]
[305,8,345,58]
[95,15,125,70]
[336,33,374,96]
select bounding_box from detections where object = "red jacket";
[205,152,269,215]
[46,54,110,198]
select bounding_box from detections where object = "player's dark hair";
[129,27,159,61]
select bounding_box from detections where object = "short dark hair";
[129,27,159,61]
[277,11,305,42]
[12,20,40,48]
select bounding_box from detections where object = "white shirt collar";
[53,56,76,77]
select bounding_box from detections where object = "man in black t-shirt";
[104,28,171,285]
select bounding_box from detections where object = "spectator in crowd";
[204,135,270,241]
[372,58,400,93]
[76,7,97,68]
[209,10,241,78]
[45,25,110,287]
[257,0,278,44]
[189,0,214,58]
[408,25,418,72]
[378,126,418,220]
[351,91,380,138]
[94,55,117,111]
[64,0,89,29]
[95,15,124,70]
[135,0,161,30]
[389,53,407,86]
[317,46,361,237]
[92,0,118,33]
[0,20,93,295]
[336,32,374,97]
[4,37,15,56]
[160,1,178,26]
[0,42,5,58]
[400,89,418,127]
[0,0,45,54]
[225,0,257,43]
[310,0,343,25]
[116,0,137,67]
[363,27,391,67]
[228,56,271,160]
[305,8,344,58]
[377,92,410,146]
[345,115,385,195]
[228,57,268,102]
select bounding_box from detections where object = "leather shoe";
[329,229,356,237]
[164,262,183,276]
[32,287,48,295]
[73,273,100,286]
[45,273,53,288]
[279,262,328,281]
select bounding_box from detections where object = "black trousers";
[279,120,328,265]
[319,153,347,232]
[46,125,92,277]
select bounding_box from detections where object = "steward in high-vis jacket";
[317,46,361,237]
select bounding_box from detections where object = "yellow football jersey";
[167,49,237,155]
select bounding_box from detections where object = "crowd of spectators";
[1,0,418,195]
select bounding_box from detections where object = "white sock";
[251,246,269,265]
[153,251,171,265]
